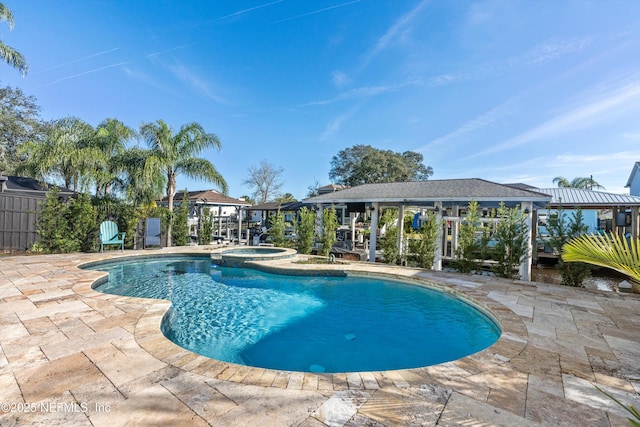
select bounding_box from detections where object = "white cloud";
[319,105,360,141]
[471,73,640,158]
[305,78,421,106]
[331,70,351,88]
[360,0,429,68]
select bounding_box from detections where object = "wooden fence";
[0,193,42,251]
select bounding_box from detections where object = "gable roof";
[304,178,551,206]
[625,161,640,188]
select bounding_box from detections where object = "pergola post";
[433,202,443,270]
[451,205,459,259]
[237,206,242,245]
[519,201,533,281]
[368,202,379,262]
[397,205,405,259]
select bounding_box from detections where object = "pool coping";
[2,246,640,426]
[83,253,519,385]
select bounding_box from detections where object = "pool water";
[91,257,500,373]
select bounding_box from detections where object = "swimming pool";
[90,256,500,373]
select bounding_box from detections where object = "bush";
[548,206,591,286]
[415,211,440,269]
[491,203,529,279]
[319,206,339,257]
[296,207,316,254]
[199,208,214,244]
[171,190,190,246]
[456,200,481,273]
[269,209,287,247]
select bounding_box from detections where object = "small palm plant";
[594,385,640,426]
[562,232,640,292]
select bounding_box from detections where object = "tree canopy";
[0,3,27,76]
[329,144,433,186]
[552,176,604,190]
[0,85,43,173]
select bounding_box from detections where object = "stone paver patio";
[1,247,639,426]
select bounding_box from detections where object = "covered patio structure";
[304,179,552,281]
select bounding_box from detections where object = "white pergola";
[304,179,553,281]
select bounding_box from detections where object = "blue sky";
[3,1,640,199]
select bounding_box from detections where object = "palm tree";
[552,176,605,190]
[562,232,640,291]
[92,118,136,197]
[0,3,27,76]
[17,117,96,191]
[139,119,227,246]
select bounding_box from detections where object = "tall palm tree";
[552,176,605,190]
[0,3,27,76]
[92,118,136,197]
[115,146,165,208]
[139,119,227,246]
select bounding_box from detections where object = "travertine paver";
[0,247,639,426]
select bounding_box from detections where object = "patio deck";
[1,247,639,426]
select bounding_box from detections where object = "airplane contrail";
[32,48,120,74]
[273,0,361,24]
[218,0,283,20]
[36,61,129,88]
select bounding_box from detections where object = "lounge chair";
[99,220,125,252]
[145,218,162,248]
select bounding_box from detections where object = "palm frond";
[562,232,640,290]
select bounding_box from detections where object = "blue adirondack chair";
[99,221,125,252]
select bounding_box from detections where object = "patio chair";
[99,220,125,252]
[145,218,162,248]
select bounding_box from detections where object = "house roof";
[248,201,309,211]
[161,190,251,206]
[0,176,74,195]
[625,161,640,188]
[303,178,551,206]
[535,187,640,208]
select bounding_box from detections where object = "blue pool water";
[90,257,501,373]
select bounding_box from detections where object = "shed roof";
[248,201,309,211]
[535,188,640,208]
[304,178,551,206]
[0,176,74,196]
[161,190,250,206]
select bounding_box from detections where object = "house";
[625,161,640,196]
[158,190,251,242]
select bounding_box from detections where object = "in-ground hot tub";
[213,246,297,267]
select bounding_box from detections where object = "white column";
[368,202,379,263]
[237,207,242,245]
[433,202,443,270]
[218,206,223,239]
[519,201,533,281]
[397,205,405,258]
[350,212,357,243]
[451,205,459,259]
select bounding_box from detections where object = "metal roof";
[535,188,640,208]
[304,178,551,206]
